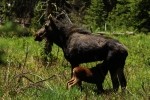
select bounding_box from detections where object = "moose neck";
[49,17,73,50]
[51,30,68,50]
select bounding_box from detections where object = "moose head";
[34,12,72,42]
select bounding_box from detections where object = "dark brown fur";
[35,13,128,93]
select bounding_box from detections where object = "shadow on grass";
[0,49,6,66]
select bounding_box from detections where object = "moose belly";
[65,48,107,64]
[82,76,98,84]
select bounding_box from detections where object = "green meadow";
[0,34,150,100]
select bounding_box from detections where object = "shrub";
[0,21,31,37]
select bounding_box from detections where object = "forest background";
[0,0,150,100]
[0,0,150,35]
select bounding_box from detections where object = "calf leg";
[67,77,75,89]
[67,77,80,89]
[77,81,83,91]
[67,67,81,89]
[71,65,79,77]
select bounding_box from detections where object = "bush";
[0,49,5,65]
[0,21,31,37]
[84,0,106,31]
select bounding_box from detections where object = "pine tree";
[84,0,106,31]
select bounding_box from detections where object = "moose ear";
[48,14,53,19]
[49,15,57,29]
[45,20,50,30]
[45,23,48,30]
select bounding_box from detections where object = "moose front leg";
[96,83,105,94]
[109,68,119,92]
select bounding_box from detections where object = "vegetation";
[0,34,150,99]
[0,21,30,37]
[0,0,150,33]
[0,0,150,99]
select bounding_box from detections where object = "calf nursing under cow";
[67,63,107,93]
[34,12,128,93]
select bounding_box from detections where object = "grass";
[0,34,150,100]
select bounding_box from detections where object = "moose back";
[34,13,128,93]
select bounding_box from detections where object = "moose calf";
[67,63,108,93]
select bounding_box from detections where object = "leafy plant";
[0,21,30,37]
[84,0,107,31]
[0,34,150,99]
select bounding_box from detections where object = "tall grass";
[0,34,150,100]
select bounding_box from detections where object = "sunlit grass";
[0,34,150,99]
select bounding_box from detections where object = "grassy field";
[0,34,150,100]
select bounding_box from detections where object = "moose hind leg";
[117,68,127,90]
[109,68,119,92]
[96,83,105,94]
[106,51,121,92]
[96,63,108,93]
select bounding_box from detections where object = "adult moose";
[35,13,128,93]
